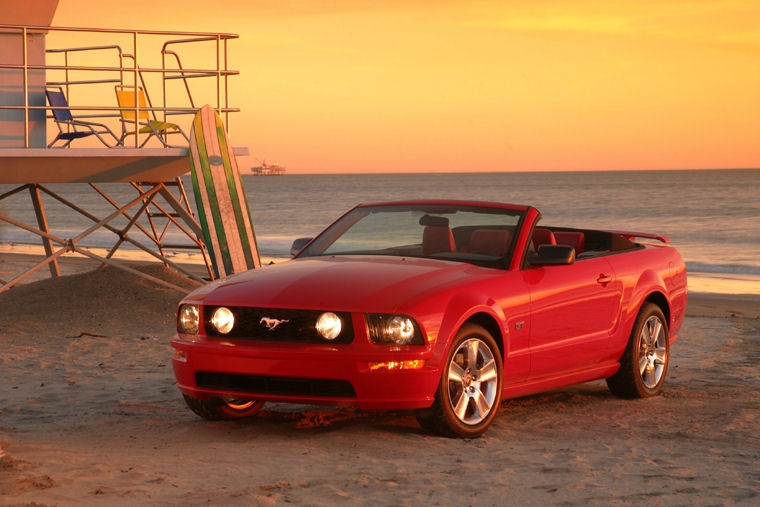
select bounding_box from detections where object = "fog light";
[211,307,235,334]
[368,360,426,371]
[316,312,342,340]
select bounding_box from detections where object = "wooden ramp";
[188,105,261,278]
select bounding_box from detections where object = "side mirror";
[527,245,575,266]
[290,237,313,257]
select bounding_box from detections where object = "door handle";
[597,273,613,285]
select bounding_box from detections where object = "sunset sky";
[52,0,760,173]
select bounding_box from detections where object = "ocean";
[1,169,758,294]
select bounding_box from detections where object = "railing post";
[133,30,139,148]
[216,34,221,118]
[224,37,229,134]
[64,50,70,99]
[64,50,71,140]
[162,50,167,130]
[22,26,29,148]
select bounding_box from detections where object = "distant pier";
[251,163,285,175]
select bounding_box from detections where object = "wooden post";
[28,184,60,277]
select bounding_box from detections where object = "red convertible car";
[172,200,687,437]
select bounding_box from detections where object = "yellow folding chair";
[115,85,189,147]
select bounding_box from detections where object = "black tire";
[416,323,503,438]
[607,302,670,398]
[182,394,265,421]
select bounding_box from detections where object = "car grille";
[204,306,354,344]
[196,371,357,398]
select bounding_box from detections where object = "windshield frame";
[297,201,528,270]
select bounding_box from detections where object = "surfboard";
[188,105,261,278]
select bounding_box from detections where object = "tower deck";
[0,13,248,293]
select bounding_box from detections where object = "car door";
[523,256,623,378]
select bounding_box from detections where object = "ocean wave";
[686,262,760,276]
[256,236,299,256]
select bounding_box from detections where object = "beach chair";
[115,85,189,147]
[45,87,120,148]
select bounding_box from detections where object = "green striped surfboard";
[188,105,261,278]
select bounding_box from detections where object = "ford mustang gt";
[172,200,687,437]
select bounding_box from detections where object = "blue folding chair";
[46,87,120,148]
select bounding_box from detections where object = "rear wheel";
[607,302,669,398]
[183,394,265,420]
[417,323,503,438]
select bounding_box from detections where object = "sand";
[1,254,759,506]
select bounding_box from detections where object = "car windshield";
[299,203,525,268]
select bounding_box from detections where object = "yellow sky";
[52,0,760,173]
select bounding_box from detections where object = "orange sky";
[52,0,760,173]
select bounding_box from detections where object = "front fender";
[429,291,507,369]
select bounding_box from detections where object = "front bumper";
[171,337,441,410]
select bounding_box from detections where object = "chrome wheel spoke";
[454,392,469,420]
[638,355,649,376]
[466,339,480,369]
[642,366,655,387]
[473,389,491,419]
[654,347,667,365]
[479,359,498,382]
[650,319,663,346]
[448,362,465,384]
[641,325,651,348]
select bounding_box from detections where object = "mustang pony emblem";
[259,317,290,331]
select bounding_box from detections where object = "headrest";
[422,225,455,254]
[532,228,557,248]
[554,231,585,253]
[419,215,450,227]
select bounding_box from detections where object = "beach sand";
[1,254,758,505]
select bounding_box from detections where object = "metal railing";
[0,23,240,148]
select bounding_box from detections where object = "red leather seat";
[554,231,585,254]
[423,226,456,255]
[532,228,557,249]
[468,229,512,257]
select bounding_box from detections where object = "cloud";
[468,0,760,52]
[225,0,461,19]
[486,14,636,36]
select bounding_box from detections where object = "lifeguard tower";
[0,1,246,293]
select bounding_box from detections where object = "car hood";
[188,255,490,312]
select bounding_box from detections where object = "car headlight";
[211,307,235,334]
[316,312,342,340]
[366,314,423,345]
[177,304,199,334]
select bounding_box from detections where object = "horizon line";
[243,167,760,175]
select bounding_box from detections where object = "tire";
[416,323,503,438]
[606,302,669,398]
[183,394,265,421]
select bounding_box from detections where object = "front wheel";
[607,302,670,398]
[417,323,503,438]
[183,394,265,420]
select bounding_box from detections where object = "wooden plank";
[0,147,249,184]
[28,184,60,277]
[188,105,260,277]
